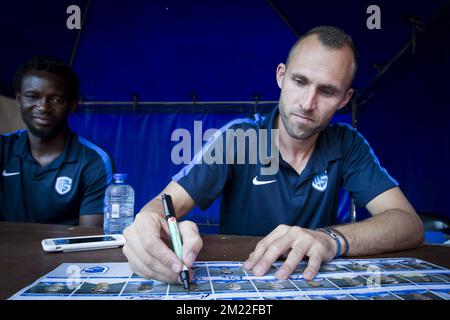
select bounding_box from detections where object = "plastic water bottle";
[103,173,135,234]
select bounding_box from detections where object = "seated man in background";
[0,57,114,227]
[123,26,424,282]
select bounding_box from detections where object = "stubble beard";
[278,100,324,140]
[24,117,68,141]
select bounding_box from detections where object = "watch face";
[321,229,335,237]
[330,232,338,239]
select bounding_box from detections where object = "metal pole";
[356,0,450,107]
[68,0,91,66]
[79,100,279,106]
[266,0,301,38]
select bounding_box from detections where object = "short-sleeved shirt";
[173,107,398,236]
[0,130,114,225]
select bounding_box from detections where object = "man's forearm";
[140,184,194,219]
[333,209,424,256]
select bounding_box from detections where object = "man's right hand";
[122,211,203,284]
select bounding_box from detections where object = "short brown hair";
[286,26,358,82]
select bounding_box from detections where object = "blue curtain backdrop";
[69,108,352,233]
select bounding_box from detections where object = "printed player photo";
[252,279,299,292]
[121,280,168,296]
[72,280,126,295]
[24,281,76,295]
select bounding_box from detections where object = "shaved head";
[286,26,358,87]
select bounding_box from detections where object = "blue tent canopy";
[1,0,449,229]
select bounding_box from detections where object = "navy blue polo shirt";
[0,130,113,225]
[173,107,398,236]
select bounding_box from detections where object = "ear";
[15,92,21,103]
[338,88,354,110]
[276,63,286,89]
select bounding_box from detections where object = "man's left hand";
[243,225,337,281]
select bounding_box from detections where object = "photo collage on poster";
[9,258,450,300]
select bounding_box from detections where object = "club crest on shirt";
[55,176,72,195]
[312,171,328,192]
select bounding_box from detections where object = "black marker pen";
[161,193,190,293]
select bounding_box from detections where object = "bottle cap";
[113,173,128,184]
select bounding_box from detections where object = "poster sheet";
[9,258,450,300]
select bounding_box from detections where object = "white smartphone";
[41,234,126,252]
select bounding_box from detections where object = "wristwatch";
[316,228,342,258]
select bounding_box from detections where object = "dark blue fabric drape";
[69,109,352,233]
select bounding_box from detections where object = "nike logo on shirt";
[252,176,276,186]
[2,170,20,177]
